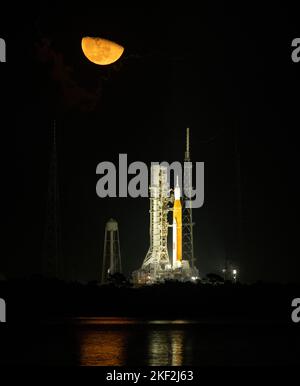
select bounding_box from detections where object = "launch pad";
[133,263,199,285]
[132,129,200,285]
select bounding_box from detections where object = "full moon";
[81,37,124,65]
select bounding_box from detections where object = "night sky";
[1,4,298,283]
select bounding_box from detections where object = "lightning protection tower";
[101,218,122,284]
[42,120,63,279]
[182,128,196,269]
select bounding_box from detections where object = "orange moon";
[81,37,124,65]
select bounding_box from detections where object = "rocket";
[172,176,182,268]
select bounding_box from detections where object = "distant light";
[222,269,226,273]
[233,269,237,275]
[191,276,197,281]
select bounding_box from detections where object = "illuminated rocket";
[172,176,182,268]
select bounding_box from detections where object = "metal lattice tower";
[42,120,63,279]
[102,218,122,283]
[142,165,171,273]
[182,128,196,268]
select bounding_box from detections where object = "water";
[1,317,300,365]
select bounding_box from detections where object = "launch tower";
[134,165,172,283]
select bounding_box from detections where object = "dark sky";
[1,4,298,282]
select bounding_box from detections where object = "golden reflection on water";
[74,317,140,325]
[77,318,187,366]
[79,330,128,366]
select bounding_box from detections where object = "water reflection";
[75,317,300,366]
[77,319,187,366]
[14,317,296,366]
[79,329,128,366]
[147,330,184,366]
[1,318,298,365]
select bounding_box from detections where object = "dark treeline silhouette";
[0,276,298,322]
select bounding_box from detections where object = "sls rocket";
[173,177,182,268]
